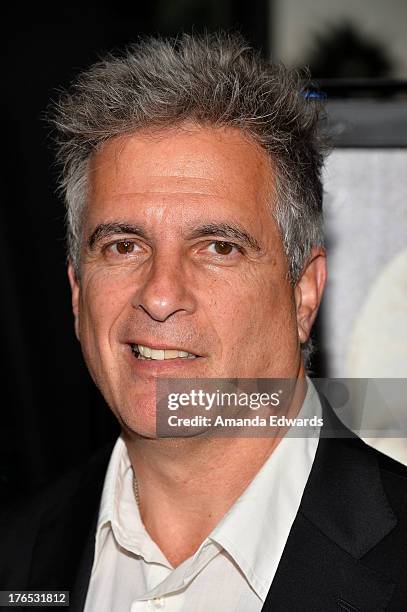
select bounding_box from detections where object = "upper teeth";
[135,344,197,360]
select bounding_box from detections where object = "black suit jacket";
[1,404,407,611]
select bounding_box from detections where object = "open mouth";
[131,343,199,360]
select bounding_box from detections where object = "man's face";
[69,124,317,437]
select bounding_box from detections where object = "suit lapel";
[262,403,397,611]
[27,443,113,609]
[262,512,395,611]
[69,506,100,612]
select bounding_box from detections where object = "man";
[1,33,406,611]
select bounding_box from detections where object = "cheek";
[201,270,295,351]
[78,270,131,353]
[232,277,297,366]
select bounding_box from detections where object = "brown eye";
[115,241,135,254]
[214,241,234,255]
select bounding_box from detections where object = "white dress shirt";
[84,380,322,612]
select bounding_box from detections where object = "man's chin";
[120,413,158,440]
[109,388,158,439]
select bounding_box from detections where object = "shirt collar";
[209,378,321,600]
[94,436,169,569]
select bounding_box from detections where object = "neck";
[124,369,307,566]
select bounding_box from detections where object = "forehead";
[86,123,275,227]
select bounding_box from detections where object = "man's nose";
[132,253,197,322]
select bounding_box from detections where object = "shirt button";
[149,597,165,609]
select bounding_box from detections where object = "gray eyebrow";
[87,221,262,253]
[186,223,261,251]
[87,223,149,249]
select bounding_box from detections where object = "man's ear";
[67,261,80,341]
[294,248,327,344]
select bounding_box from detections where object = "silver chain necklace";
[132,474,140,507]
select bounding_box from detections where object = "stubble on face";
[71,123,302,438]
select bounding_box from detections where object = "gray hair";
[50,32,326,284]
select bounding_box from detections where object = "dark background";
[2,2,406,504]
[1,2,271,504]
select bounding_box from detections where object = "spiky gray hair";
[50,32,325,285]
